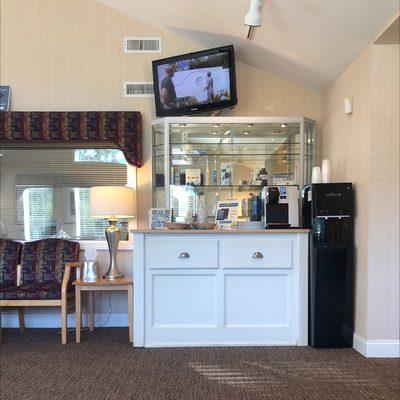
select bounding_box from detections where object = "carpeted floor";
[0,328,399,400]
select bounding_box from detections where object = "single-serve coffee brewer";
[261,185,299,228]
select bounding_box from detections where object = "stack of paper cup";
[321,159,331,183]
[311,166,322,183]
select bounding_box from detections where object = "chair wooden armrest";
[61,262,83,294]
[60,261,82,344]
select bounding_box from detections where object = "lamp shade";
[90,186,135,219]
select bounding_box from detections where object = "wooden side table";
[73,278,133,343]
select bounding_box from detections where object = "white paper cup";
[311,166,322,183]
[321,159,331,183]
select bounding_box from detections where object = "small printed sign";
[185,169,201,186]
[0,86,11,111]
[215,199,239,230]
[149,208,172,229]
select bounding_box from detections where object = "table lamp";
[90,186,135,280]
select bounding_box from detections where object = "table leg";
[128,285,133,343]
[76,286,81,343]
[89,291,94,332]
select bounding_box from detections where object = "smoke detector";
[245,0,262,39]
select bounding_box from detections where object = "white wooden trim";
[353,333,400,358]
[1,312,129,328]
[133,233,145,346]
[296,233,309,345]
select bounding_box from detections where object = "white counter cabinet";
[133,230,309,348]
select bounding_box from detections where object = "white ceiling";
[97,0,399,93]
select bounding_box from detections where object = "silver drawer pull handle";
[179,252,190,259]
[252,251,264,259]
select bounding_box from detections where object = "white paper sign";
[215,200,239,230]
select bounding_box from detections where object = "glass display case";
[152,117,316,222]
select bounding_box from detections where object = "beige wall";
[321,46,373,338]
[0,0,321,229]
[322,39,400,341]
[367,44,399,340]
[0,0,321,325]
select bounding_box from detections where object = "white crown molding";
[354,333,400,358]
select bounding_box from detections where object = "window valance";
[0,111,142,167]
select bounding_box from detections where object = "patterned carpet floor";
[0,328,399,400]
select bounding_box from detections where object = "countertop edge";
[131,229,311,234]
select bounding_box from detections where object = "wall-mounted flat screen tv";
[152,45,237,117]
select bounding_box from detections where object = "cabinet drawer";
[221,239,293,269]
[145,239,219,269]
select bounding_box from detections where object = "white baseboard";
[353,333,400,358]
[1,311,128,328]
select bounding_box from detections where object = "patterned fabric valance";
[0,111,142,167]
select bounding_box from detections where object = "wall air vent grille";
[123,82,154,97]
[124,37,162,53]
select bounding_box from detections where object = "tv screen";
[152,45,237,117]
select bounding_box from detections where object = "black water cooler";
[302,183,354,348]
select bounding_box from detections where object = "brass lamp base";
[104,218,124,280]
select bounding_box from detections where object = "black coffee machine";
[302,183,354,348]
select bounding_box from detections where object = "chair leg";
[17,308,25,332]
[61,295,68,345]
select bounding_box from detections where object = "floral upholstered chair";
[0,239,82,344]
[0,239,25,341]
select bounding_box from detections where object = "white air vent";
[124,37,162,54]
[123,82,154,97]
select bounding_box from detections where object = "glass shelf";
[153,184,267,190]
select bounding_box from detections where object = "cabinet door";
[145,268,220,346]
[224,270,291,328]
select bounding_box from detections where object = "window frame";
[3,147,136,246]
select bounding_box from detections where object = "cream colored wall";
[321,46,372,338]
[322,40,400,341]
[0,0,321,229]
[367,44,399,340]
[0,0,321,326]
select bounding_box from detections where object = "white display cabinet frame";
[151,116,316,211]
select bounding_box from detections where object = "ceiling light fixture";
[213,124,220,128]
[212,131,219,135]
[224,130,231,136]
[243,131,249,135]
[245,0,262,40]
[280,123,287,128]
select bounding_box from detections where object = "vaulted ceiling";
[96,0,399,93]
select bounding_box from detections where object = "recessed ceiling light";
[243,131,249,135]
[247,123,254,127]
[212,131,219,135]
[274,147,278,151]
[0,153,3,157]
[224,130,231,136]
[213,124,220,128]
[280,123,287,128]
[212,148,217,151]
